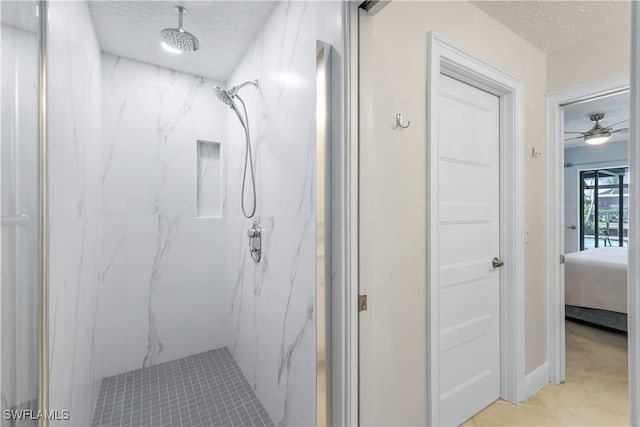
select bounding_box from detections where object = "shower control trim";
[248,222,262,263]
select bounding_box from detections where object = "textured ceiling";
[563,90,629,148]
[472,1,630,53]
[88,1,277,82]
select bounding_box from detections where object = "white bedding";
[564,247,628,314]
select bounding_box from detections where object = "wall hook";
[531,147,542,159]
[394,113,410,129]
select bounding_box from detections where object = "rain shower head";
[160,6,199,54]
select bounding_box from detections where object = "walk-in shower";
[1,1,339,426]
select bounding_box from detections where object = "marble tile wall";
[95,54,229,380]
[222,1,344,425]
[46,1,103,425]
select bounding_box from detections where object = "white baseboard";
[524,362,549,400]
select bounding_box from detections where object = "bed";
[564,247,628,332]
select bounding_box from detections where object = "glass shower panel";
[1,0,41,422]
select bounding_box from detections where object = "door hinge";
[358,294,368,312]
[560,254,565,264]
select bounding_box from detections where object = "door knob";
[492,257,504,268]
[566,225,577,230]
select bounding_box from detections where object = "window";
[580,167,629,250]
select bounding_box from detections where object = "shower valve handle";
[247,223,262,263]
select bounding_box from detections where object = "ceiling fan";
[564,113,629,145]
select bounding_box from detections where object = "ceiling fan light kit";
[564,112,628,146]
[584,132,611,145]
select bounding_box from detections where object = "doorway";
[563,88,630,423]
[545,72,634,427]
[546,75,630,386]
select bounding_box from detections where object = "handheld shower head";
[227,80,259,98]
[213,80,259,124]
[213,86,234,107]
[214,86,247,132]
[214,80,259,107]
[213,80,259,219]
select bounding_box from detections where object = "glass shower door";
[1,1,41,423]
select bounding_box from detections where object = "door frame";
[337,2,360,426]
[545,73,630,385]
[630,5,640,423]
[426,32,526,426]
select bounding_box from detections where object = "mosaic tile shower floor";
[91,348,273,427]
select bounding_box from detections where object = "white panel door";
[437,74,501,426]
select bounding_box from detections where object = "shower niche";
[196,139,223,218]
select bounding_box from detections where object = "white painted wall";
[564,141,629,253]
[359,2,547,424]
[548,25,630,93]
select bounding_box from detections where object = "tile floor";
[91,348,273,427]
[462,320,628,426]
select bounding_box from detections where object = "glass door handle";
[566,225,577,230]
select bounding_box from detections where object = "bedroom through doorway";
[560,89,630,424]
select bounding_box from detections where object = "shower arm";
[177,6,185,31]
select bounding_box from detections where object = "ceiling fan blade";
[564,136,584,142]
[611,128,629,134]
[564,131,584,134]
[605,118,629,129]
